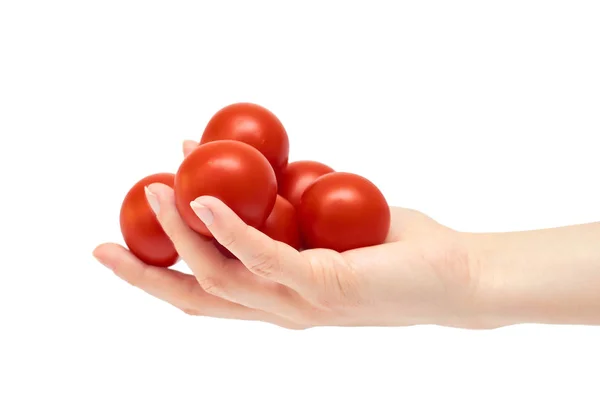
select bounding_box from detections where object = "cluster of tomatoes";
[119,103,391,268]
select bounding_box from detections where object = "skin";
[92,140,600,329]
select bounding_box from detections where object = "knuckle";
[219,229,239,249]
[247,252,278,277]
[325,254,364,309]
[246,241,280,277]
[302,256,342,310]
[196,275,225,296]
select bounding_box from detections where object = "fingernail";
[190,201,213,226]
[145,186,160,214]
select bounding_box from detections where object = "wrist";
[463,223,600,327]
[462,232,535,328]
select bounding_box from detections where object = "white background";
[1,1,599,396]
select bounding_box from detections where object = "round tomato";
[212,195,301,259]
[200,102,289,182]
[298,172,390,252]
[278,160,334,208]
[261,195,302,250]
[174,140,277,237]
[119,173,178,267]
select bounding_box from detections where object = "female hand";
[93,140,486,330]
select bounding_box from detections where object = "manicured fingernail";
[190,201,213,226]
[145,186,160,214]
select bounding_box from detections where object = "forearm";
[467,222,600,326]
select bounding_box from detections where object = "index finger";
[190,196,316,294]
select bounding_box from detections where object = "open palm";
[93,142,479,329]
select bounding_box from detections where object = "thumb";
[189,196,314,292]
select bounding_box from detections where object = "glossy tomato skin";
[278,160,334,209]
[261,195,302,250]
[174,140,277,237]
[298,172,390,252]
[200,102,289,182]
[119,173,178,267]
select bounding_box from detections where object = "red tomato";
[261,195,302,250]
[212,195,302,259]
[200,102,289,182]
[174,140,277,237]
[119,173,178,267]
[298,172,390,252]
[278,160,334,208]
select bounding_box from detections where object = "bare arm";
[467,222,600,326]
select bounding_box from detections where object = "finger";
[93,241,221,312]
[145,182,223,266]
[93,243,304,329]
[146,184,315,324]
[189,196,315,294]
[182,140,198,158]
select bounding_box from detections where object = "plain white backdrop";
[1,1,599,396]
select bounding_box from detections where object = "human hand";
[93,140,487,330]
